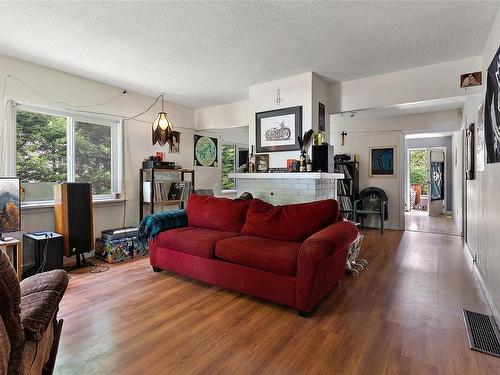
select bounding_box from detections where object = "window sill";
[220,190,237,194]
[22,198,126,212]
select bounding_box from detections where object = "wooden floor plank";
[54,229,500,374]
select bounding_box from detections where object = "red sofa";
[148,195,358,316]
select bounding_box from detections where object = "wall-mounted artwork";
[256,106,302,152]
[485,46,500,163]
[369,146,396,178]
[169,131,180,153]
[476,104,486,172]
[318,102,325,132]
[460,71,482,88]
[194,135,218,167]
[430,161,444,201]
[466,123,475,180]
[0,177,21,235]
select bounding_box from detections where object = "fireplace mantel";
[228,172,344,180]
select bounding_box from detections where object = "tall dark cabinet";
[335,161,359,220]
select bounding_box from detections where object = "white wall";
[329,56,483,112]
[249,72,313,167]
[0,54,202,244]
[464,6,500,320]
[194,100,249,130]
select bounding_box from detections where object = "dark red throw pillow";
[186,195,251,233]
[241,198,339,242]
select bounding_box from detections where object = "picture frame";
[193,135,218,167]
[485,46,500,163]
[255,154,269,173]
[169,131,180,153]
[318,102,325,132]
[256,106,302,153]
[369,146,397,178]
[466,123,475,180]
[0,177,21,234]
[460,71,482,88]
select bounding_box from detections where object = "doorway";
[405,137,460,236]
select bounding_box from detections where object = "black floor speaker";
[54,182,94,259]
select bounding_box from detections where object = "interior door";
[428,148,445,216]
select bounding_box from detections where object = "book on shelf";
[336,164,352,179]
[339,195,353,211]
[143,181,191,203]
[337,179,352,195]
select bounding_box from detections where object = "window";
[221,144,236,190]
[15,105,121,203]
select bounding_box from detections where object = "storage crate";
[95,236,148,264]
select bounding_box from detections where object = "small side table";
[0,237,22,280]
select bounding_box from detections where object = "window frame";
[12,103,122,205]
[220,142,247,193]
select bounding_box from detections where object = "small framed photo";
[155,151,164,162]
[460,71,482,88]
[255,154,269,173]
[369,146,397,178]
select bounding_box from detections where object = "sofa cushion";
[241,198,339,242]
[0,317,10,375]
[186,195,251,233]
[156,227,240,258]
[215,236,301,276]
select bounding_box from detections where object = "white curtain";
[0,100,16,176]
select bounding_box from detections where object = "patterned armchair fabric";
[0,251,69,375]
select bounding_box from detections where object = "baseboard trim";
[464,241,500,324]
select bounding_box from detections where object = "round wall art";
[194,135,218,167]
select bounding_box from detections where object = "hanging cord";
[4,74,127,108]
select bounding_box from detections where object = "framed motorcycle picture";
[256,106,302,152]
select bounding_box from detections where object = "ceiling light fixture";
[152,94,174,145]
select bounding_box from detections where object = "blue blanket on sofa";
[137,209,188,246]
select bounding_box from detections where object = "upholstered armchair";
[0,251,68,375]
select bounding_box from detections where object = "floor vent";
[463,309,500,357]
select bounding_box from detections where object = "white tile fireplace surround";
[228,173,344,205]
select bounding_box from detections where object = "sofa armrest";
[137,209,188,245]
[19,270,68,341]
[298,220,358,264]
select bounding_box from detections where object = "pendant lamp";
[152,94,173,145]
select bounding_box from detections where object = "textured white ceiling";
[0,1,497,108]
[333,96,467,119]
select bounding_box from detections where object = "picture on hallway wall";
[194,135,218,167]
[485,46,500,163]
[460,71,482,88]
[466,123,475,180]
[318,102,325,132]
[256,106,302,152]
[369,146,396,178]
[476,104,486,172]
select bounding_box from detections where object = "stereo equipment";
[102,226,139,241]
[54,183,93,266]
[334,154,352,162]
[312,144,335,172]
[22,231,63,279]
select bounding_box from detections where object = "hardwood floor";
[54,229,500,374]
[405,212,461,236]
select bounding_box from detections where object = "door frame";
[406,147,429,214]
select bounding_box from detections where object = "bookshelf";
[335,161,359,220]
[139,168,195,221]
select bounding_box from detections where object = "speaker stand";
[64,253,94,272]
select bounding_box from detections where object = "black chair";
[354,187,388,234]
